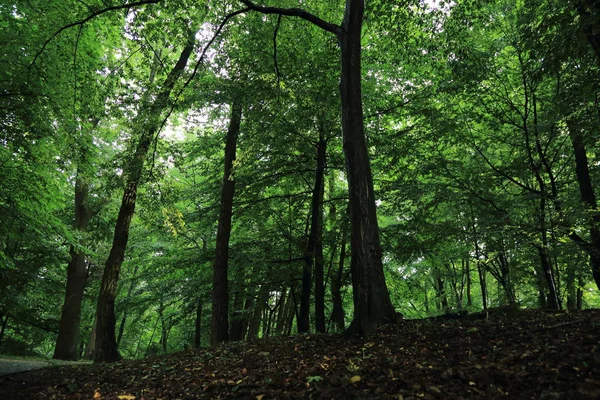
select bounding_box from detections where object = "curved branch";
[29,0,163,72]
[239,0,341,35]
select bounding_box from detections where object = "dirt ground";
[1,309,599,399]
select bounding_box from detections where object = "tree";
[94,32,196,362]
[240,0,398,337]
[211,98,243,344]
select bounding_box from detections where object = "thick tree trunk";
[339,0,396,337]
[54,176,91,360]
[567,120,600,289]
[211,99,242,344]
[94,38,195,362]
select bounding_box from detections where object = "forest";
[2,0,600,392]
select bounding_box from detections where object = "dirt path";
[0,358,87,377]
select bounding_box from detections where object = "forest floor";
[1,308,599,399]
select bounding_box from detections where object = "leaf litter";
[1,309,599,399]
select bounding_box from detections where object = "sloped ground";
[1,309,599,399]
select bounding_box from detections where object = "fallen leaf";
[118,395,136,400]
[93,390,102,399]
[350,375,362,384]
[256,395,265,400]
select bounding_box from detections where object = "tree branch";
[29,0,163,72]
[273,14,282,86]
[239,0,341,35]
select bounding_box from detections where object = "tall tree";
[53,173,91,360]
[211,98,243,344]
[240,0,397,338]
[94,33,196,362]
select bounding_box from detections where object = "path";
[0,358,86,376]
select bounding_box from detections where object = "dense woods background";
[2,0,600,362]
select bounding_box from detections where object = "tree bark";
[299,131,326,333]
[0,314,8,346]
[331,218,348,331]
[83,317,97,360]
[567,120,600,289]
[338,0,397,337]
[314,168,326,332]
[194,299,202,348]
[274,286,287,335]
[54,175,91,360]
[94,37,195,362]
[577,0,600,60]
[211,99,243,344]
[240,0,396,338]
[464,258,472,307]
[247,289,266,340]
[116,264,139,347]
[229,286,246,341]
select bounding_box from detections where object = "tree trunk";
[477,261,487,311]
[229,287,245,341]
[338,0,396,338]
[194,299,202,348]
[211,99,243,344]
[83,317,97,360]
[471,217,487,310]
[435,275,449,313]
[0,314,8,346]
[577,277,584,310]
[247,296,263,340]
[567,120,600,290]
[239,0,395,338]
[54,175,91,360]
[274,286,287,335]
[239,294,254,340]
[116,264,139,347]
[464,258,472,307]
[94,38,195,362]
[331,218,348,331]
[577,0,600,60]
[536,194,561,310]
[300,131,327,333]
[280,286,295,335]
